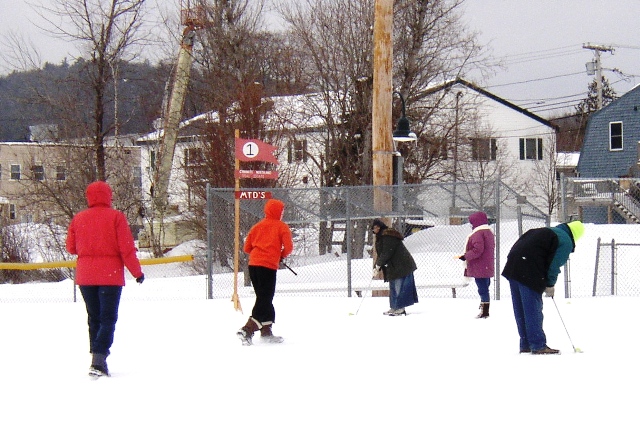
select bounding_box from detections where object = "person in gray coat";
[372,219,419,316]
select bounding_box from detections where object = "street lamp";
[392,91,416,142]
[391,91,416,213]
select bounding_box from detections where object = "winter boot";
[476,302,490,319]
[532,345,560,355]
[260,323,284,344]
[237,317,260,346]
[89,353,109,377]
[387,308,406,316]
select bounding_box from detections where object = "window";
[150,150,157,170]
[10,164,20,180]
[32,164,45,181]
[287,140,307,163]
[185,148,204,167]
[471,138,497,161]
[56,166,66,181]
[610,122,623,151]
[184,148,206,182]
[9,204,16,220]
[134,166,142,188]
[519,138,543,160]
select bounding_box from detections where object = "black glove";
[458,255,466,261]
[136,274,145,284]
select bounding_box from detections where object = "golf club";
[280,261,298,276]
[552,297,583,353]
[349,276,375,315]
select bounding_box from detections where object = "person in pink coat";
[457,211,495,318]
[66,181,144,377]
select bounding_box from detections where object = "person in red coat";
[237,199,293,345]
[457,211,495,318]
[66,181,144,377]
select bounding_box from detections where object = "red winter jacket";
[66,181,143,286]
[244,199,294,270]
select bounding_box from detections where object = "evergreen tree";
[575,76,617,114]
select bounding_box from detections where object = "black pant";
[248,266,277,324]
[80,285,122,356]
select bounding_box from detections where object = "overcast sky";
[462,0,640,117]
[1,0,639,119]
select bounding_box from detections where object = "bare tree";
[0,30,44,72]
[33,0,150,180]
[15,140,144,259]
[159,0,280,268]
[531,135,561,216]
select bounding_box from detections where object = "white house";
[420,78,559,213]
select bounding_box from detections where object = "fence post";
[563,259,571,298]
[611,238,616,296]
[559,173,566,222]
[346,187,353,297]
[592,237,601,297]
[206,183,213,299]
[494,178,501,301]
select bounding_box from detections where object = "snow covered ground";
[0,223,639,434]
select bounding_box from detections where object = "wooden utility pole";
[372,0,393,214]
[583,43,614,110]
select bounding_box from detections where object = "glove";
[458,255,466,261]
[136,274,145,284]
[372,265,381,278]
[544,286,555,297]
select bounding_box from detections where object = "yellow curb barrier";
[0,255,194,270]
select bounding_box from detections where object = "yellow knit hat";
[567,221,585,241]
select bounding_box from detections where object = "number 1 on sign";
[243,142,257,158]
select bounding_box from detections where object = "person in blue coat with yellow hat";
[502,221,585,355]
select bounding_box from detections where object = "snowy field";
[0,223,639,434]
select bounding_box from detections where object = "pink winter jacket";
[66,181,143,286]
[463,212,495,279]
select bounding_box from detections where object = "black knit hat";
[371,218,388,230]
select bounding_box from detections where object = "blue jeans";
[80,286,122,356]
[508,279,546,352]
[389,273,418,310]
[475,278,491,302]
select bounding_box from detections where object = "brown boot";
[476,302,490,319]
[260,323,284,343]
[237,317,260,346]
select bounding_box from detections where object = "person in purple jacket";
[457,211,495,318]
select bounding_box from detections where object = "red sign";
[234,169,279,180]
[235,138,278,164]
[234,191,272,200]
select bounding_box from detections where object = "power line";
[486,71,584,88]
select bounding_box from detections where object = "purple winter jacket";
[463,212,495,278]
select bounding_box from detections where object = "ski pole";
[551,297,583,353]
[280,261,298,276]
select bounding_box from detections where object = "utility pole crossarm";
[582,43,614,54]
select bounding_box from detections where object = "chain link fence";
[591,239,640,297]
[13,178,640,302]
[206,180,549,301]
